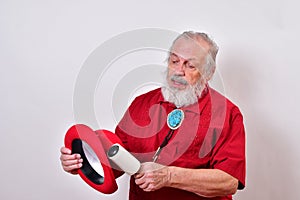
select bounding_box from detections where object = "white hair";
[161,70,206,108]
[169,31,219,81]
[162,31,217,107]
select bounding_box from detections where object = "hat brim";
[64,124,122,194]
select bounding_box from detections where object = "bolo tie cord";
[152,108,184,162]
[152,129,175,162]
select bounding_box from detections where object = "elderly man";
[60,31,246,200]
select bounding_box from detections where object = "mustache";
[170,75,188,85]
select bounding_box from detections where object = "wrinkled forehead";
[170,36,210,61]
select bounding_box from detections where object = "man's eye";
[172,60,179,63]
[187,65,195,69]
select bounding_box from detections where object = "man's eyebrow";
[170,53,179,57]
[186,58,197,61]
[170,53,198,62]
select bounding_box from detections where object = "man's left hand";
[134,162,171,192]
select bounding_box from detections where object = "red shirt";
[115,87,246,200]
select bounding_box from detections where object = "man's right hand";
[60,147,83,175]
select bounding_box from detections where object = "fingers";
[135,174,147,189]
[62,161,83,173]
[134,173,155,192]
[134,162,170,192]
[60,147,72,154]
[134,174,145,185]
[60,147,83,174]
[60,152,81,161]
[136,180,149,190]
[134,173,144,179]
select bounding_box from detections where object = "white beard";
[161,75,205,108]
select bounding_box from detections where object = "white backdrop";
[1,0,300,199]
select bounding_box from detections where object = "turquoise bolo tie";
[167,109,185,129]
[152,109,185,162]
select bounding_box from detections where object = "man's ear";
[206,66,216,82]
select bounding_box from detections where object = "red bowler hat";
[64,124,124,194]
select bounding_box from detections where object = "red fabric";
[115,87,246,200]
[95,129,125,178]
[64,124,123,194]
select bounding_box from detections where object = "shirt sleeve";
[210,107,246,190]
